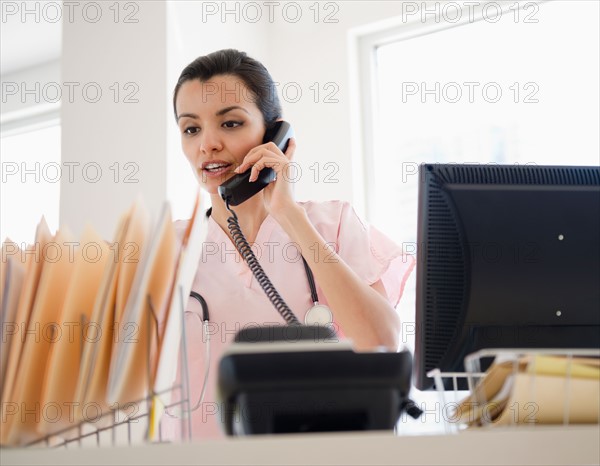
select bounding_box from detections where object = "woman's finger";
[236,146,282,173]
[248,157,285,182]
[284,137,296,161]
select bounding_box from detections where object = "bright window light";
[1,124,61,245]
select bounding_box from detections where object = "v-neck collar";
[207,214,279,287]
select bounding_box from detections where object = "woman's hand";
[234,137,298,218]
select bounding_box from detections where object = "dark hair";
[173,49,282,128]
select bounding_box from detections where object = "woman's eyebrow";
[216,106,249,116]
[177,106,249,122]
[176,112,197,122]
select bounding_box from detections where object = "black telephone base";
[218,327,414,436]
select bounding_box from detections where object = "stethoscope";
[173,257,332,416]
[189,256,333,327]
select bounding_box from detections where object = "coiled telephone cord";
[225,201,301,325]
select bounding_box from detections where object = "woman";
[164,49,414,439]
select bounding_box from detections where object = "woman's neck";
[209,192,269,244]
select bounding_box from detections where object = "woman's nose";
[198,129,223,154]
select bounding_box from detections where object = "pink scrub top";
[160,200,415,440]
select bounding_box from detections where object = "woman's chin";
[202,185,219,196]
[194,177,221,195]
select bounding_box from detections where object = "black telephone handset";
[218,121,294,206]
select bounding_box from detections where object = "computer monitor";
[414,163,600,390]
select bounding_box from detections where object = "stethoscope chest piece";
[304,304,333,326]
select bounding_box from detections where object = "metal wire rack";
[20,386,190,449]
[427,348,600,434]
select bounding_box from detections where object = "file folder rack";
[19,286,195,448]
[427,348,600,434]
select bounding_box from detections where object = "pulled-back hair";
[173,49,282,129]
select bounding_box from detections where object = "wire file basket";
[427,348,600,434]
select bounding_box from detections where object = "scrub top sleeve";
[335,201,415,308]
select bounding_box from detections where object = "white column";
[61,1,167,239]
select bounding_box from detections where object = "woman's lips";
[201,161,234,179]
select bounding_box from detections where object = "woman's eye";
[223,120,242,129]
[183,127,199,135]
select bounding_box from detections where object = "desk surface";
[2,425,599,466]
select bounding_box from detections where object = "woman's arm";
[276,205,401,351]
[236,138,401,350]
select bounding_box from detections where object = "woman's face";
[175,74,266,194]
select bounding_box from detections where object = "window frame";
[0,102,60,139]
[1,103,61,243]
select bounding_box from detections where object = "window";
[1,124,61,245]
[360,0,599,432]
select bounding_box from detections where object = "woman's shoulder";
[298,200,366,230]
[298,199,351,217]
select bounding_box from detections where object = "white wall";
[166,0,270,220]
[61,1,168,239]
